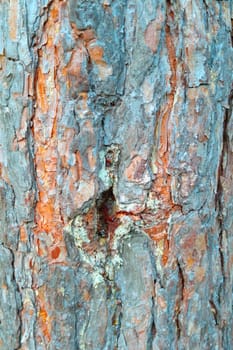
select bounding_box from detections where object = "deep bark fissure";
[148,295,156,348]
[209,299,218,326]
[4,183,24,349]
[231,18,233,47]
[113,301,123,349]
[217,89,232,282]
[96,187,116,238]
[176,258,185,341]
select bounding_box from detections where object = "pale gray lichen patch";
[98,144,121,191]
[69,215,90,248]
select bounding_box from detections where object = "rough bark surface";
[0,0,232,349]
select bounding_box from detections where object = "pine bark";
[0,1,232,349]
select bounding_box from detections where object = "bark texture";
[0,0,233,349]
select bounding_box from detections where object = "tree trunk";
[0,1,232,349]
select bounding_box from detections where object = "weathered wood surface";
[0,1,232,349]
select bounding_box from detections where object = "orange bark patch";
[87,41,112,79]
[50,6,59,21]
[88,45,104,63]
[38,306,51,342]
[33,3,63,240]
[19,225,28,243]
[146,6,179,266]
[36,284,52,343]
[144,223,167,241]
[36,67,48,113]
[33,1,65,344]
[51,246,61,259]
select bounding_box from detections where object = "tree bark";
[0,1,232,349]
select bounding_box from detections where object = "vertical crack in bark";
[154,0,177,162]
[148,295,156,349]
[112,298,122,350]
[96,187,117,241]
[146,0,181,266]
[217,90,232,270]
[209,299,218,326]
[6,184,23,348]
[12,255,22,350]
[231,18,233,47]
[216,89,232,332]
[175,259,185,342]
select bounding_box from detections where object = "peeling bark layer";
[0,1,233,349]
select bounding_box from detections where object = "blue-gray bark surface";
[0,0,232,349]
